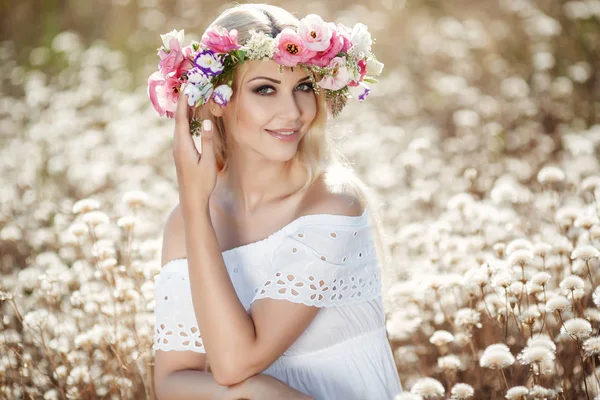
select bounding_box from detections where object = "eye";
[254,85,275,95]
[296,82,313,92]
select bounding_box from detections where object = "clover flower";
[582,336,600,357]
[537,166,565,185]
[517,345,555,366]
[571,245,600,260]
[437,354,462,371]
[429,330,454,346]
[545,295,571,313]
[505,386,529,400]
[480,345,515,369]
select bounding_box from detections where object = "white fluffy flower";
[122,190,149,209]
[530,272,551,286]
[480,346,515,369]
[411,377,445,398]
[571,245,600,260]
[506,238,533,254]
[72,198,101,214]
[582,336,600,356]
[593,286,600,308]
[429,330,454,346]
[454,308,481,329]
[438,355,462,371]
[559,275,585,292]
[561,318,592,340]
[527,334,556,352]
[517,345,555,365]
[450,383,474,399]
[505,386,529,399]
[537,166,565,184]
[507,249,534,266]
[545,295,571,313]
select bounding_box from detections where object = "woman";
[151,3,402,399]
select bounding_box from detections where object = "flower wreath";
[148,14,384,129]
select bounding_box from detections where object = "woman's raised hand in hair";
[173,87,218,209]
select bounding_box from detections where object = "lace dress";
[153,208,403,400]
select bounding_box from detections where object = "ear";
[207,99,225,118]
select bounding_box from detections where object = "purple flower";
[349,82,371,102]
[212,84,233,106]
[194,50,224,77]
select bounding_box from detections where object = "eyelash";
[254,82,314,95]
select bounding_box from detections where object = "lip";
[266,129,300,142]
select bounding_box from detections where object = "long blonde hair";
[200,5,395,368]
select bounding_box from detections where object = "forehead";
[241,60,309,83]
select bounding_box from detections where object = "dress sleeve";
[251,215,383,307]
[153,258,206,353]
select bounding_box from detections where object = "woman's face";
[220,59,318,163]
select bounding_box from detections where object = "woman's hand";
[173,88,218,209]
[219,374,314,400]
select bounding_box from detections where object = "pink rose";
[308,23,344,67]
[274,28,316,67]
[158,38,192,77]
[148,71,179,118]
[336,23,353,53]
[201,26,241,53]
[348,59,368,87]
[317,56,352,90]
[298,14,332,52]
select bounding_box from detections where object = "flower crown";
[148,14,384,121]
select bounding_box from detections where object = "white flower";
[581,176,600,192]
[82,211,110,227]
[450,383,474,399]
[537,166,565,184]
[574,215,599,230]
[429,330,454,346]
[72,198,101,214]
[455,308,481,328]
[122,190,149,209]
[160,29,185,50]
[545,295,571,313]
[484,343,510,354]
[561,318,592,340]
[350,23,373,55]
[560,275,585,292]
[298,14,332,51]
[593,286,600,307]
[506,238,533,254]
[533,242,552,257]
[529,385,555,399]
[507,249,534,266]
[583,336,600,356]
[480,348,515,369]
[517,345,555,365]
[492,270,513,288]
[366,57,384,76]
[505,386,529,399]
[212,84,233,106]
[411,377,445,398]
[243,30,277,60]
[349,82,371,102]
[527,334,556,352]
[531,272,551,286]
[571,245,600,260]
[437,354,462,371]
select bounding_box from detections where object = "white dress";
[153,208,403,400]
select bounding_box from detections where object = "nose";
[276,90,302,121]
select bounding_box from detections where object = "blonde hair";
[199,5,395,372]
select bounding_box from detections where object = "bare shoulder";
[299,173,365,218]
[161,203,187,266]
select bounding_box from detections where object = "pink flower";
[317,56,352,90]
[298,14,332,52]
[274,28,316,67]
[157,38,192,77]
[336,23,353,53]
[201,26,241,53]
[348,59,368,86]
[308,23,344,67]
[148,71,180,118]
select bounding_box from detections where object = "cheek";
[298,94,318,120]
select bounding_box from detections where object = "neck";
[215,153,306,216]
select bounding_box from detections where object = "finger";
[175,85,189,126]
[199,119,216,163]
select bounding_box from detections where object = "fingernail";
[203,119,212,131]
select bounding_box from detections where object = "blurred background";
[1,0,600,399]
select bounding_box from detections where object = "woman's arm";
[155,369,247,400]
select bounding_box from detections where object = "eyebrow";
[247,75,311,85]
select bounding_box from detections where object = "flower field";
[1,0,599,399]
